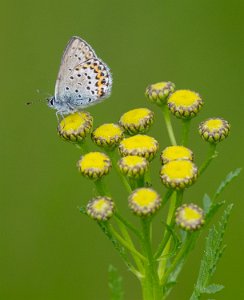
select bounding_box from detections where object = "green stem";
[162,105,177,145]
[94,179,110,196]
[107,150,132,193]
[76,140,90,154]
[107,223,146,263]
[199,143,217,175]
[114,212,142,240]
[160,233,195,286]
[181,119,191,146]
[114,215,144,274]
[141,218,161,300]
[157,191,183,281]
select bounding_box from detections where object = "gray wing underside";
[54,36,112,110]
[54,36,97,102]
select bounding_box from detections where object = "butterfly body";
[48,36,112,115]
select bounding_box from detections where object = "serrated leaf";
[190,204,233,300]
[203,194,212,214]
[108,265,124,300]
[214,168,241,200]
[203,284,224,294]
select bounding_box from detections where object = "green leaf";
[108,265,124,300]
[203,284,224,294]
[190,204,233,300]
[213,168,241,200]
[203,193,212,214]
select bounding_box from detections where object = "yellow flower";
[160,145,194,164]
[168,90,203,119]
[87,196,115,221]
[175,203,205,231]
[58,111,93,142]
[119,108,154,135]
[91,123,124,148]
[118,155,149,178]
[199,117,230,143]
[77,152,112,180]
[119,134,159,161]
[160,160,198,189]
[145,81,175,105]
[128,188,161,216]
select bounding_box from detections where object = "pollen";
[128,188,162,216]
[92,123,124,148]
[160,145,194,164]
[58,111,93,142]
[119,134,159,161]
[77,152,112,180]
[119,108,154,135]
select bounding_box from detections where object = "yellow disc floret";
[129,188,161,216]
[168,90,203,119]
[160,146,194,164]
[58,111,93,142]
[160,160,198,189]
[145,81,175,105]
[119,134,159,161]
[119,108,154,135]
[199,117,230,143]
[175,203,205,231]
[87,196,115,221]
[77,152,112,180]
[92,123,124,148]
[118,155,149,178]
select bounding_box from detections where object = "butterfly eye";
[49,97,54,106]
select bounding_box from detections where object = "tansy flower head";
[199,117,230,143]
[128,188,161,216]
[91,123,124,148]
[119,134,159,161]
[160,145,194,164]
[77,152,112,180]
[168,90,203,119]
[119,108,154,135]
[175,203,205,231]
[87,196,115,221]
[160,160,198,190]
[145,81,175,105]
[58,111,93,142]
[118,155,149,178]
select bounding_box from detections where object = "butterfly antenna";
[26,89,52,106]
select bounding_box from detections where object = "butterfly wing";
[54,36,112,111]
[55,36,97,100]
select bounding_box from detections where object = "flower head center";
[205,119,223,131]
[163,160,194,179]
[169,90,199,107]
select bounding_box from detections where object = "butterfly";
[48,36,112,115]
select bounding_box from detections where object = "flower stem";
[114,212,142,240]
[162,105,177,145]
[181,119,191,146]
[106,150,132,193]
[94,179,110,196]
[157,191,183,282]
[141,217,161,300]
[114,215,145,274]
[199,143,217,175]
[107,223,146,263]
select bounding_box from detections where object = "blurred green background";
[1,0,243,299]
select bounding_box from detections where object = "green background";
[1,0,243,299]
